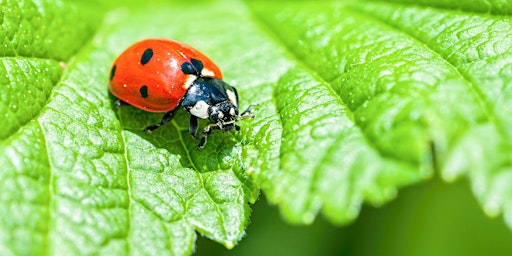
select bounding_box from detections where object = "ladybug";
[109,39,254,149]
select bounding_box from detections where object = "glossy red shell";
[109,39,222,113]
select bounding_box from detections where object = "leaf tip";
[224,240,235,249]
[302,212,315,225]
[483,198,501,218]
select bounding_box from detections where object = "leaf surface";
[2,0,512,255]
[249,0,512,226]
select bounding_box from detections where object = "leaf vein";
[348,6,501,134]
[37,120,55,256]
[119,129,132,254]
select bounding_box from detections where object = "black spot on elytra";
[140,85,148,98]
[190,58,203,72]
[180,58,204,76]
[110,65,116,80]
[141,48,153,65]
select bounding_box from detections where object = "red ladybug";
[109,39,254,149]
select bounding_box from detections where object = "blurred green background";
[196,177,512,255]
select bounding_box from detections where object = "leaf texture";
[250,0,512,226]
[2,0,512,255]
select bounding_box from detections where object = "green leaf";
[249,0,512,226]
[3,0,259,254]
[2,0,512,254]
[350,0,512,222]
[365,0,512,15]
[256,67,424,224]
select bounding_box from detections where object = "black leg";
[197,137,207,150]
[189,115,200,139]
[196,124,220,150]
[115,99,130,107]
[144,108,179,132]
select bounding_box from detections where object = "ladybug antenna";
[239,104,258,119]
[180,58,204,77]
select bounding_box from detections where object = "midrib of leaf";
[119,126,132,254]
[168,119,230,241]
[170,121,199,172]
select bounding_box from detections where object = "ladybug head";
[209,102,239,131]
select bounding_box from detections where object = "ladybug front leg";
[196,123,220,150]
[144,107,179,132]
[189,116,213,150]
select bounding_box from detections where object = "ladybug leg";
[189,115,201,139]
[115,99,130,107]
[189,116,216,150]
[144,108,179,132]
[196,123,220,150]
[197,136,207,150]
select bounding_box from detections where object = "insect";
[109,39,255,149]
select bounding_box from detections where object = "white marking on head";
[226,89,238,107]
[229,108,236,116]
[218,111,224,119]
[189,100,210,119]
[183,75,197,89]
[201,68,215,77]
